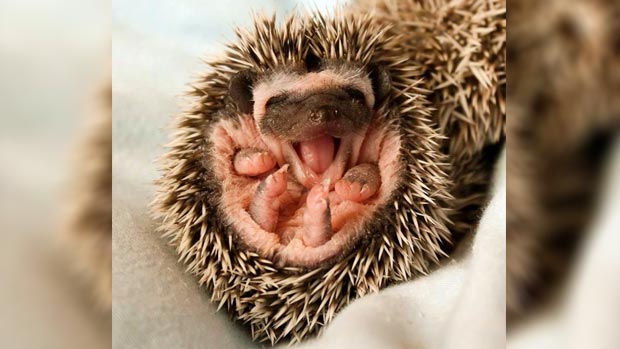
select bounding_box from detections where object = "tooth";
[284,143,318,188]
[324,138,352,186]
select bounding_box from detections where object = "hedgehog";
[153,1,505,344]
[507,0,620,325]
[65,83,112,310]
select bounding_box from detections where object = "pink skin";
[237,149,379,244]
[249,165,289,232]
[234,148,277,177]
[302,182,332,247]
[335,163,381,202]
[210,113,401,267]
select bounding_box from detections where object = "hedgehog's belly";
[208,115,401,267]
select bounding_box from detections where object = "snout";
[309,106,339,124]
[259,89,372,142]
[304,93,351,137]
[305,106,350,138]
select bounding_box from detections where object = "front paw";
[233,148,276,177]
[335,163,380,202]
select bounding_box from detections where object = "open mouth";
[208,114,402,267]
[293,135,341,175]
[285,135,351,189]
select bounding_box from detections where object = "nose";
[309,106,339,124]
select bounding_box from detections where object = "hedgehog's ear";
[305,52,322,72]
[368,64,391,105]
[229,70,257,114]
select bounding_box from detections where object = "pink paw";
[335,163,380,202]
[234,148,276,177]
[303,182,332,247]
[249,165,289,232]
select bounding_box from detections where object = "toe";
[234,148,276,176]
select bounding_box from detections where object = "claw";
[334,163,380,202]
[234,148,277,177]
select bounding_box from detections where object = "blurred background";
[507,0,620,348]
[0,0,110,348]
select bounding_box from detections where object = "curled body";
[154,1,505,343]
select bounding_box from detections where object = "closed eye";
[344,87,366,102]
[266,94,288,107]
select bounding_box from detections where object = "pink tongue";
[298,135,335,174]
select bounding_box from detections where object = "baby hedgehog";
[154,0,505,344]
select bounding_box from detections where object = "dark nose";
[309,106,339,124]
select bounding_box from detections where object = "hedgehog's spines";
[153,3,505,343]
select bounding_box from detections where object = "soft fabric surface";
[282,150,506,349]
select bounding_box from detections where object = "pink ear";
[229,70,256,114]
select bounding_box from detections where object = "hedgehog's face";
[207,58,401,267]
[254,66,376,142]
